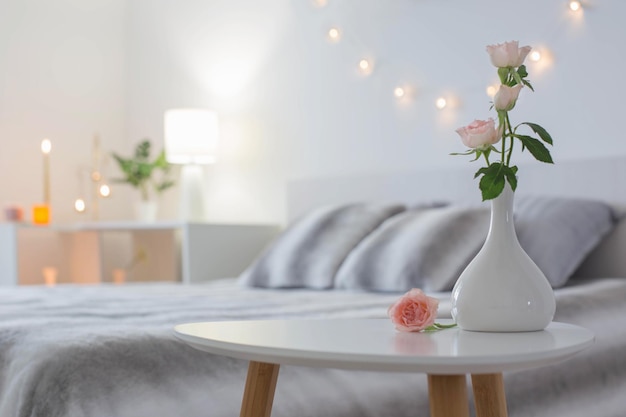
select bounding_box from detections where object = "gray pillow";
[514,195,618,288]
[334,206,490,292]
[238,203,406,289]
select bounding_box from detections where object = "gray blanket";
[0,278,625,417]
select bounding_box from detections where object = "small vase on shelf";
[451,184,556,332]
[134,200,158,222]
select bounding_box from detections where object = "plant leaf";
[517,135,554,163]
[424,322,457,331]
[503,165,518,191]
[135,140,151,160]
[522,79,534,92]
[517,64,528,78]
[474,167,489,179]
[479,163,506,200]
[521,122,553,145]
[449,150,475,156]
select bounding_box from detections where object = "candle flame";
[41,139,52,154]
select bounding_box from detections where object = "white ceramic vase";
[451,183,556,332]
[134,200,158,222]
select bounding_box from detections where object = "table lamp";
[164,109,219,222]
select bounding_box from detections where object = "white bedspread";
[0,278,625,417]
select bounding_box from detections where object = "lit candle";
[41,138,51,204]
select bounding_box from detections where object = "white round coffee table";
[174,318,593,417]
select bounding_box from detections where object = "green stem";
[505,112,515,166]
[501,123,506,166]
[140,183,149,201]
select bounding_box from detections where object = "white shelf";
[0,221,279,285]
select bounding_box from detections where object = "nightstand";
[0,221,279,285]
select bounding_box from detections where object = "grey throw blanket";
[0,278,625,417]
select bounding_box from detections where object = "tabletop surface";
[174,318,594,374]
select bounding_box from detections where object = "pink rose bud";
[486,41,532,68]
[494,84,523,111]
[388,288,439,332]
[455,118,500,149]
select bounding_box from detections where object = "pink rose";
[493,84,523,111]
[388,288,439,332]
[455,118,500,149]
[486,41,531,68]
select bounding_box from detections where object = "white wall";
[125,0,626,225]
[0,0,128,223]
[2,0,624,227]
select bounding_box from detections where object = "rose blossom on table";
[388,288,440,332]
[455,118,500,149]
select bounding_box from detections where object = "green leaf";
[517,64,528,78]
[521,122,553,145]
[110,140,176,197]
[517,135,554,163]
[433,322,457,329]
[522,79,534,92]
[156,180,175,192]
[497,110,506,131]
[449,150,475,156]
[474,167,489,179]
[503,165,518,191]
[135,140,151,160]
[424,322,457,331]
[479,163,506,200]
[154,150,171,168]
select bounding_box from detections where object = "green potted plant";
[112,140,175,220]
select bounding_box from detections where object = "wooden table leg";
[471,373,508,417]
[427,374,470,417]
[239,361,280,417]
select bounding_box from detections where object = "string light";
[314,2,585,113]
[530,50,542,62]
[327,27,341,43]
[569,1,581,12]
[98,184,111,198]
[74,198,86,213]
[357,58,373,76]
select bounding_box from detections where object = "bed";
[2,155,626,417]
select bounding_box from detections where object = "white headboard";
[287,155,626,220]
[286,155,626,278]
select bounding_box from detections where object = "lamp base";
[179,164,207,222]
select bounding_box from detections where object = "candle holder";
[42,266,58,286]
[4,205,24,222]
[32,204,51,225]
[35,138,52,225]
[74,134,111,220]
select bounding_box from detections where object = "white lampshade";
[164,109,219,164]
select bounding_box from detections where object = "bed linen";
[0,277,625,417]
